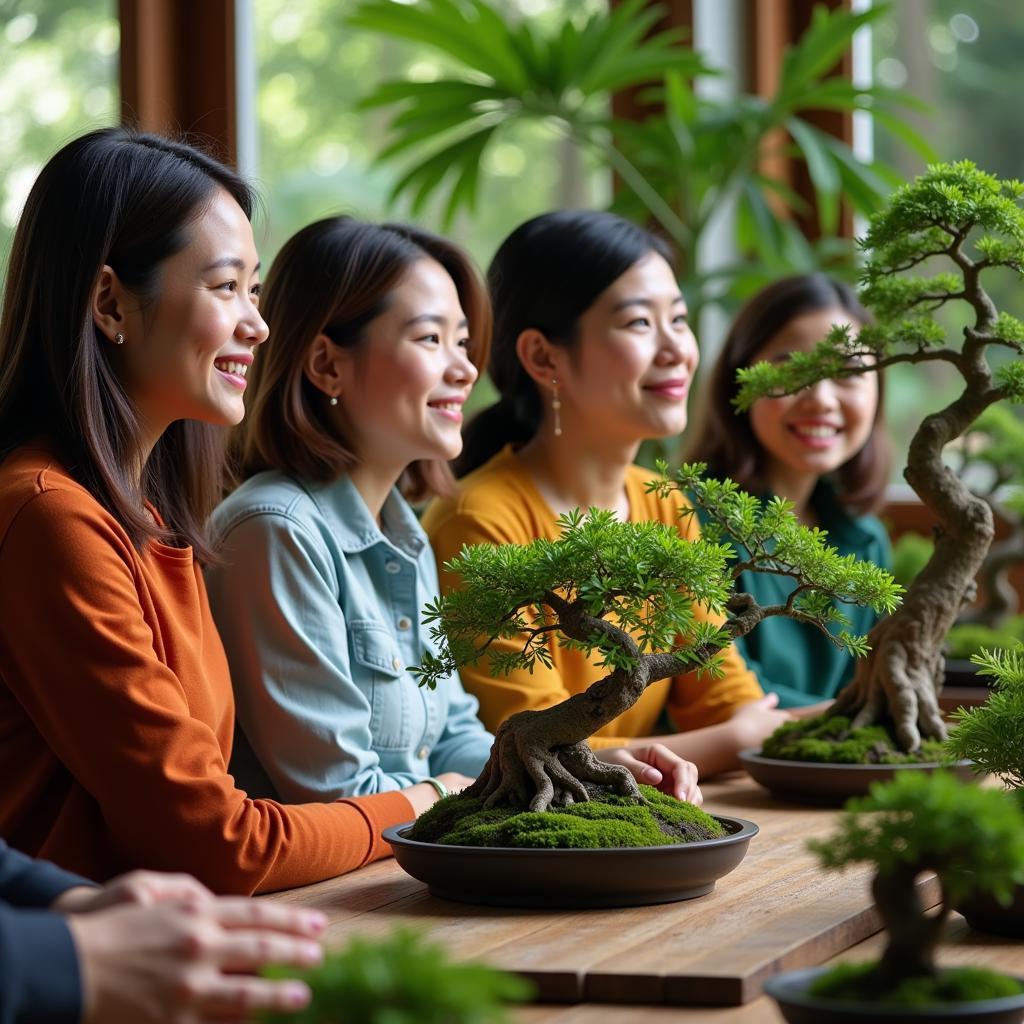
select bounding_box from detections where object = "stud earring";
[551,378,562,437]
[114,332,124,346]
[329,395,339,406]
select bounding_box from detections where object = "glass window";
[0,2,119,276]
[872,2,1024,482]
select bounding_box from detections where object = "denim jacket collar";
[301,473,426,559]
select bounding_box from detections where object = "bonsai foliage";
[349,0,926,328]
[261,928,530,1024]
[945,646,1024,791]
[416,466,900,813]
[808,772,1024,993]
[736,161,1024,750]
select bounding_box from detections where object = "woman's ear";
[305,333,346,404]
[91,265,129,345]
[515,328,568,388]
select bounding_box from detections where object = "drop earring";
[114,332,124,345]
[329,395,339,406]
[551,378,562,437]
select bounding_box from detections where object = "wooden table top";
[267,773,1021,1022]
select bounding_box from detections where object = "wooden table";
[269,775,1021,1021]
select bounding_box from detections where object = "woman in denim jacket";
[207,217,699,809]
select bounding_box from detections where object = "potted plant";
[764,771,1024,1023]
[261,927,531,1024]
[383,470,900,906]
[736,161,1024,753]
[944,645,1024,936]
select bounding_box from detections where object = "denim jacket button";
[417,745,430,760]
[392,656,403,670]
[385,561,401,574]
[397,616,412,631]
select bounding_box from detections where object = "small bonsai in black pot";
[764,770,1024,1023]
[945,645,1024,936]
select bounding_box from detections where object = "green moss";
[810,961,1023,1005]
[761,715,948,764]
[407,784,726,849]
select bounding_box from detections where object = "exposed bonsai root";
[466,713,639,812]
[832,615,948,751]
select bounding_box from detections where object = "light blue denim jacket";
[206,471,494,802]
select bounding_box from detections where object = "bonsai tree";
[806,771,1024,1003]
[945,645,1024,793]
[416,468,900,813]
[735,161,1024,750]
[261,928,530,1024]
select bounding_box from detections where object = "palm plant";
[349,0,930,328]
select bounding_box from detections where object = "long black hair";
[0,126,255,560]
[456,210,673,476]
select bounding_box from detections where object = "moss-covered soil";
[809,961,1023,1005]
[761,715,948,765]
[406,784,726,849]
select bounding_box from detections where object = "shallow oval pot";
[960,884,1024,938]
[382,814,757,908]
[739,749,976,806]
[764,965,1024,1024]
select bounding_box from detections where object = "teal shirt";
[696,484,892,708]
[206,471,494,802]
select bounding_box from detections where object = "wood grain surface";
[267,774,943,1007]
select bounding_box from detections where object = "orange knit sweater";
[0,446,413,894]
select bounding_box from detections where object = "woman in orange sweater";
[0,127,444,894]
[423,211,792,776]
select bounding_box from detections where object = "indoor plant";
[384,468,899,904]
[261,927,530,1024]
[764,771,1024,1023]
[944,645,1024,936]
[736,161,1024,751]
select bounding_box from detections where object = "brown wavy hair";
[0,126,255,561]
[684,273,891,514]
[234,216,491,501]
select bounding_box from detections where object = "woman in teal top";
[686,274,893,707]
[207,217,699,806]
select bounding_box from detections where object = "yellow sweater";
[422,446,764,748]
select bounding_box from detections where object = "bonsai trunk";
[872,865,946,987]
[468,592,709,812]
[834,382,997,750]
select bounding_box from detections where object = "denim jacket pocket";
[350,619,410,751]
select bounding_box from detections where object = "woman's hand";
[68,897,327,1024]
[597,744,702,804]
[403,771,476,816]
[728,692,794,752]
[52,871,213,915]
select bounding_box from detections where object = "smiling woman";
[422,210,788,781]
[0,128,427,895]
[206,214,700,811]
[685,274,893,708]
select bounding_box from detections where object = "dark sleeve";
[0,905,82,1024]
[0,840,94,909]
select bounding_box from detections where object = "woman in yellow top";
[422,211,792,776]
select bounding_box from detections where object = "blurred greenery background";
[1,0,1023,480]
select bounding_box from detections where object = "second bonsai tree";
[412,468,900,833]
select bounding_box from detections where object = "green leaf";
[787,117,840,233]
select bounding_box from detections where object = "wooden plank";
[265,777,937,1006]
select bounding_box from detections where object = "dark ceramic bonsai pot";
[382,814,757,908]
[945,659,986,688]
[764,966,1024,1024]
[960,885,1024,938]
[739,750,976,806]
